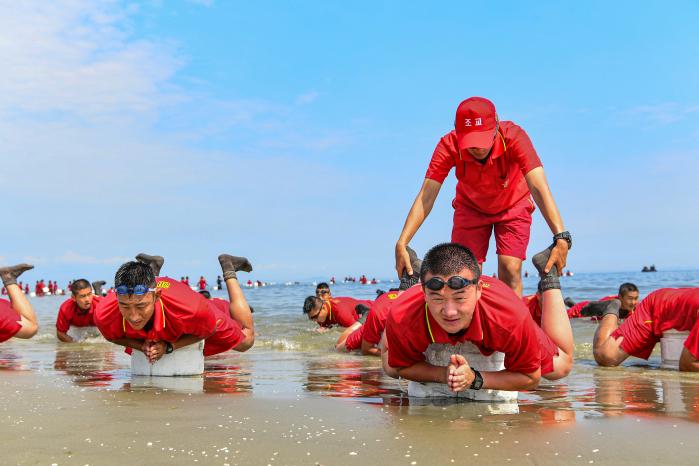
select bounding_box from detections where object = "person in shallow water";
[56,278,102,342]
[94,253,255,362]
[0,263,39,342]
[395,97,572,298]
[384,242,574,392]
[593,288,699,371]
[523,282,640,325]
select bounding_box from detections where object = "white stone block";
[130,375,204,393]
[66,326,100,341]
[660,330,689,369]
[406,342,518,402]
[131,340,205,376]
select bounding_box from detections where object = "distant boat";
[641,265,657,272]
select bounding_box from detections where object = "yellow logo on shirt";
[388,293,398,300]
[156,281,171,289]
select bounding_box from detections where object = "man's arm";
[145,334,205,362]
[679,348,699,372]
[56,330,74,343]
[397,359,541,391]
[525,166,569,274]
[361,339,380,356]
[395,179,442,277]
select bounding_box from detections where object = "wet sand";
[3,367,699,465]
[4,276,699,464]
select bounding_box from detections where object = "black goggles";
[423,276,478,291]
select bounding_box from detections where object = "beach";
[2,271,699,465]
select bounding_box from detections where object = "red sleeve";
[55,299,73,333]
[424,133,457,184]
[362,309,383,345]
[93,294,126,341]
[0,299,21,342]
[497,315,543,374]
[506,123,542,176]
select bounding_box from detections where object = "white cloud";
[56,251,131,265]
[296,91,320,105]
[615,102,699,126]
[0,1,182,123]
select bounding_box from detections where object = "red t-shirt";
[362,289,407,345]
[386,276,552,374]
[319,297,369,328]
[612,288,699,359]
[56,296,102,333]
[522,294,542,326]
[425,121,542,215]
[94,277,218,345]
[565,295,616,318]
[0,299,21,343]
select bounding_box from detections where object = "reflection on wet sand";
[303,358,402,400]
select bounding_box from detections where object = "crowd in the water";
[2,96,698,397]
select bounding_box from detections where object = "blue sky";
[1,1,698,285]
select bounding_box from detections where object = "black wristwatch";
[553,231,572,250]
[165,342,174,354]
[470,368,483,390]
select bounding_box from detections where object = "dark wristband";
[165,342,174,354]
[553,231,572,250]
[470,368,483,390]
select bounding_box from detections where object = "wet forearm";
[397,362,447,384]
[480,369,540,391]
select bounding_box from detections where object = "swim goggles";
[423,276,478,291]
[115,284,156,295]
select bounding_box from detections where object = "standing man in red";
[94,253,255,362]
[56,279,102,342]
[198,276,207,291]
[395,97,571,297]
[0,264,39,342]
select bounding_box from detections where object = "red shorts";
[611,294,659,359]
[203,299,245,356]
[451,195,535,262]
[345,326,364,352]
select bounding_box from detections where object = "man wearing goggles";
[395,97,571,298]
[94,252,255,363]
[385,242,573,392]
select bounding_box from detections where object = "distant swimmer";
[56,279,102,343]
[593,288,699,371]
[395,97,571,297]
[94,253,255,363]
[0,263,39,342]
[524,282,639,324]
[385,242,574,392]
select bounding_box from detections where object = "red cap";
[454,97,497,150]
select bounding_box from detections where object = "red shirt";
[319,297,370,328]
[613,288,699,358]
[522,294,542,326]
[94,277,218,344]
[425,121,542,215]
[362,289,407,345]
[0,299,21,343]
[198,279,207,290]
[56,296,102,333]
[386,276,548,374]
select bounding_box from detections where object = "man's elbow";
[523,373,541,390]
[234,332,255,352]
[19,322,39,339]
